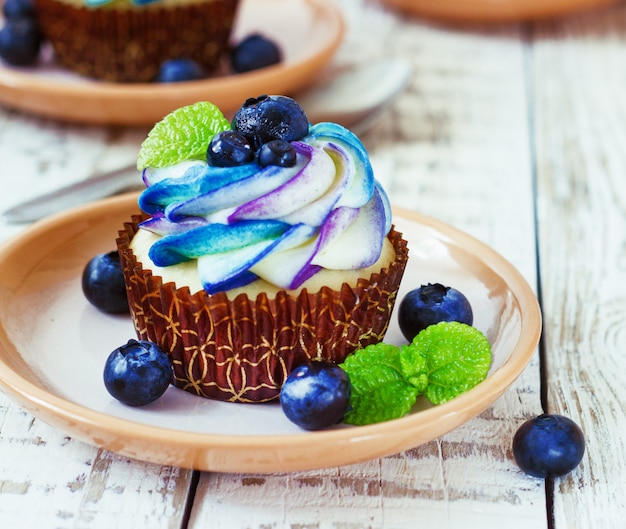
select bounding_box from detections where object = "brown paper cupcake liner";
[117,214,409,402]
[34,0,240,82]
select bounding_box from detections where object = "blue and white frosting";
[84,0,159,7]
[136,122,392,294]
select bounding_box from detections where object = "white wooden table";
[1,0,625,527]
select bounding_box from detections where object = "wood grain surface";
[0,0,624,527]
[533,5,626,528]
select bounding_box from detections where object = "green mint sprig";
[340,321,492,426]
[339,343,422,425]
[137,101,231,170]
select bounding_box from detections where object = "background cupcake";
[33,0,240,82]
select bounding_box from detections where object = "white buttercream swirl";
[137,122,392,293]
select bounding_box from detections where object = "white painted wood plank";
[0,107,145,243]
[0,396,194,528]
[532,5,626,528]
[189,2,545,527]
[0,110,193,528]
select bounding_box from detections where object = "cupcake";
[116,96,409,402]
[33,0,240,82]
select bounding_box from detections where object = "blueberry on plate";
[0,18,41,66]
[82,251,130,314]
[232,95,309,150]
[398,283,473,342]
[258,139,297,167]
[3,0,35,20]
[280,360,351,430]
[513,414,585,478]
[155,58,205,83]
[230,33,282,73]
[103,339,172,406]
[207,130,255,167]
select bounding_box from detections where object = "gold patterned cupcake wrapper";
[117,214,409,402]
[34,0,240,82]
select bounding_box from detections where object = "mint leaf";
[340,343,418,425]
[137,101,230,169]
[338,322,492,426]
[409,321,492,405]
[398,344,428,393]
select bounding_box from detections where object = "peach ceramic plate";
[380,0,619,22]
[0,193,541,473]
[0,0,343,125]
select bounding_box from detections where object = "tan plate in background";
[0,193,541,473]
[0,0,343,126]
[379,0,619,22]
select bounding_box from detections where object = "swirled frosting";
[83,0,161,7]
[134,122,393,294]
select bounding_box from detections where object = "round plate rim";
[379,0,619,22]
[0,193,541,472]
[0,0,344,125]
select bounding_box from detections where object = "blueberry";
[232,95,309,150]
[82,251,129,314]
[0,18,41,66]
[280,360,351,430]
[513,414,585,478]
[155,58,205,83]
[207,130,255,167]
[258,139,297,167]
[230,33,282,73]
[398,283,473,342]
[103,339,172,406]
[3,0,35,20]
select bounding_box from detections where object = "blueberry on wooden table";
[513,414,586,478]
[280,360,351,430]
[103,340,172,407]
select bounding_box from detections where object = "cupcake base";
[117,214,409,402]
[34,0,240,82]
